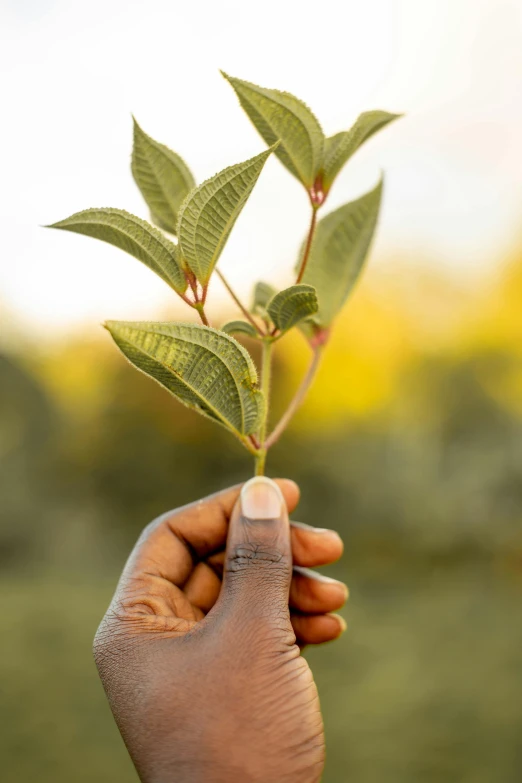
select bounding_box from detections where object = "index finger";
[121,479,300,587]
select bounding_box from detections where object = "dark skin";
[94,477,347,783]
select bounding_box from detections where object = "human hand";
[94,477,347,783]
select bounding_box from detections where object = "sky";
[1,0,522,336]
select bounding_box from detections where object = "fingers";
[121,479,300,588]
[290,568,348,647]
[206,521,343,576]
[164,479,299,560]
[290,567,347,647]
[113,474,346,648]
[290,521,344,567]
[291,613,347,646]
[218,477,293,618]
[289,567,348,614]
[183,562,221,613]
[187,563,348,619]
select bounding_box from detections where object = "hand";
[94,477,347,783]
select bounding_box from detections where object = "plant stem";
[186,271,199,299]
[295,205,319,284]
[255,338,273,475]
[194,303,210,326]
[249,434,261,450]
[264,346,323,450]
[240,435,261,457]
[216,268,265,335]
[255,449,266,476]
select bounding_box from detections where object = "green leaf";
[251,281,277,317]
[222,72,324,189]
[131,117,196,234]
[105,320,264,436]
[47,208,187,294]
[221,320,258,338]
[177,146,275,285]
[300,178,383,326]
[267,284,318,333]
[323,111,400,191]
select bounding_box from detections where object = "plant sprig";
[47,73,400,475]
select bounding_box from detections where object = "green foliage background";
[1,257,522,781]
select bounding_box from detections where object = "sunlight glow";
[1,0,522,335]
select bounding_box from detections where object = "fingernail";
[291,520,343,540]
[294,566,349,598]
[241,477,284,520]
[318,576,349,602]
[329,613,347,634]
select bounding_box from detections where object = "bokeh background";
[2,0,522,781]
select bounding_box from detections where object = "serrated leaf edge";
[323,112,402,190]
[176,145,278,282]
[47,207,187,294]
[221,72,324,186]
[104,320,263,436]
[267,284,318,332]
[301,175,384,326]
[131,116,196,232]
[221,320,258,338]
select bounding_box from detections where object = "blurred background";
[2,0,522,780]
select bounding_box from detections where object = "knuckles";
[226,541,290,575]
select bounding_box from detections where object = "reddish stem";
[216,269,265,335]
[295,206,318,284]
[264,346,323,450]
[249,434,261,450]
[179,292,194,307]
[194,303,210,326]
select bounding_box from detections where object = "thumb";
[219,476,293,619]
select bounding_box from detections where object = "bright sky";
[1,0,522,336]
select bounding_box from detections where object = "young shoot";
[47,73,401,476]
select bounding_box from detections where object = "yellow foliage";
[35,338,116,415]
[278,256,522,431]
[26,252,522,430]
[279,288,414,429]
